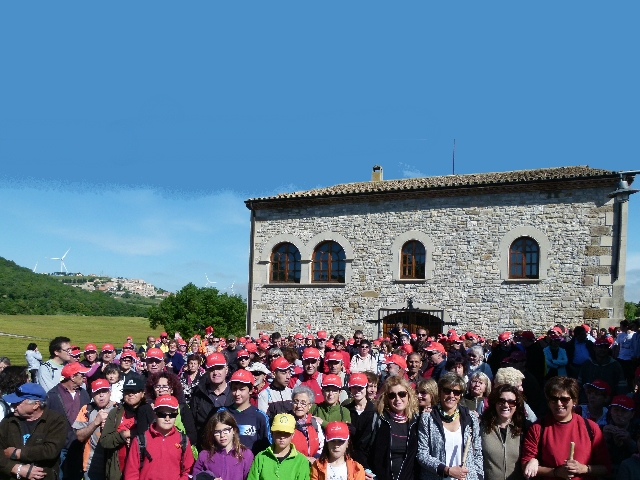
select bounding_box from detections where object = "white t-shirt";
[326,462,348,480]
[617,331,635,360]
[444,425,463,480]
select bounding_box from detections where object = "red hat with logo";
[498,332,512,342]
[205,353,227,368]
[121,350,137,361]
[610,395,634,410]
[325,421,350,441]
[302,348,320,360]
[595,336,613,347]
[325,351,343,363]
[386,354,407,370]
[410,333,417,340]
[91,378,111,394]
[153,395,179,410]
[348,373,368,388]
[270,357,290,372]
[465,332,478,340]
[584,379,611,396]
[229,369,255,385]
[177,339,187,346]
[425,341,446,354]
[61,362,90,379]
[321,374,342,389]
[70,346,81,356]
[305,334,314,340]
[245,343,258,353]
[238,337,247,344]
[294,333,304,339]
[316,330,328,339]
[84,344,97,353]
[101,344,115,352]
[401,344,413,354]
[122,343,134,350]
[146,348,164,361]
[236,349,250,359]
[347,338,355,346]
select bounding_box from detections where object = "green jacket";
[312,402,351,428]
[247,444,310,480]
[99,404,127,480]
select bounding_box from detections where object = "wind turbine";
[49,248,70,274]
[33,262,38,273]
[227,282,235,295]
[204,274,216,288]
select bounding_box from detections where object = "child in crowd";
[312,374,351,427]
[310,422,365,480]
[104,363,123,403]
[578,380,610,427]
[603,395,640,476]
[192,410,254,480]
[364,372,378,402]
[123,395,194,480]
[247,413,310,480]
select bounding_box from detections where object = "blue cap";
[3,383,47,404]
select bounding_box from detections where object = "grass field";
[0,315,159,365]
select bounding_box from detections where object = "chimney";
[372,165,383,182]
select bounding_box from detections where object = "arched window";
[401,241,426,279]
[312,241,346,283]
[270,243,301,283]
[509,237,540,279]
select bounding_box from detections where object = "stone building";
[244,166,635,339]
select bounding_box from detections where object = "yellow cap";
[271,413,296,434]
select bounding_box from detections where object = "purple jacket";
[192,447,254,480]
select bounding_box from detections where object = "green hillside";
[0,257,149,317]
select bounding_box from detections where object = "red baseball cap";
[316,330,328,339]
[70,346,81,356]
[245,343,258,353]
[153,395,179,410]
[229,369,255,385]
[465,332,478,340]
[61,362,90,379]
[305,334,314,340]
[270,357,290,372]
[401,344,413,354]
[610,395,634,410]
[498,332,512,342]
[325,421,350,441]
[122,343,134,349]
[160,332,168,338]
[238,337,247,344]
[325,351,343,363]
[302,348,320,360]
[321,374,342,389]
[595,336,613,347]
[348,373,368,388]
[520,331,536,340]
[425,341,446,354]
[145,348,164,361]
[101,344,115,352]
[84,344,97,353]
[386,354,407,370]
[294,333,304,339]
[584,379,611,396]
[121,350,137,361]
[236,349,250,359]
[177,339,187,346]
[205,353,227,368]
[91,378,111,394]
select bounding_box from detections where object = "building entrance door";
[381,311,445,337]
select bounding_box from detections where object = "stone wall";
[249,186,622,339]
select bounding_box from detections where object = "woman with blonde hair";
[461,371,491,415]
[416,378,438,414]
[193,410,254,480]
[494,367,537,422]
[356,376,419,480]
[417,372,483,480]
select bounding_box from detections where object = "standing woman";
[480,384,528,480]
[360,376,420,480]
[25,343,42,382]
[180,353,205,403]
[416,378,438,414]
[461,372,491,415]
[521,376,611,479]
[417,372,483,480]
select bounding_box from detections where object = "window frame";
[400,240,426,279]
[508,237,540,279]
[270,242,302,283]
[312,241,346,283]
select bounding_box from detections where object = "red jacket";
[291,413,321,457]
[311,457,365,480]
[124,424,195,480]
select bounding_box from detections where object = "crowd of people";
[0,320,639,479]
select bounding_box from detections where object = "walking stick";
[569,441,575,461]
[461,435,472,467]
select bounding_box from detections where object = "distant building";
[245,166,635,338]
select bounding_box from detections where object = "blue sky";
[1,2,639,300]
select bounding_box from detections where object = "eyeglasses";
[292,400,310,407]
[227,339,236,343]
[416,390,429,395]
[335,342,344,346]
[155,411,178,419]
[303,359,318,364]
[441,387,463,397]
[548,395,572,405]
[359,345,370,349]
[417,333,428,337]
[154,384,171,391]
[497,398,517,407]
[388,391,408,400]
[213,427,233,437]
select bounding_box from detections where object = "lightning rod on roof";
[452,139,456,175]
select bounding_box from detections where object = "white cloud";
[399,162,425,178]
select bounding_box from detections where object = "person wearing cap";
[349,339,377,374]
[87,343,118,385]
[72,379,116,480]
[123,395,195,480]
[327,335,351,374]
[164,339,185,376]
[45,361,91,480]
[488,331,518,375]
[311,374,351,428]
[601,394,640,475]
[118,350,140,384]
[81,344,99,369]
[0,383,67,480]
[311,421,364,480]
[522,376,611,479]
[219,369,272,455]
[577,335,626,402]
[565,325,595,378]
[324,351,347,384]
[341,373,375,466]
[158,332,170,353]
[68,346,82,363]
[258,357,293,418]
[100,375,155,480]
[578,379,611,427]
[380,354,408,386]
[141,347,166,380]
[294,348,325,404]
[424,341,447,381]
[37,336,72,393]
[247,413,310,480]
[189,353,234,449]
[230,349,251,376]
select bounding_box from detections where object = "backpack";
[137,431,188,472]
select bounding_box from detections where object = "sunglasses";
[155,411,179,419]
[548,395,572,404]
[497,398,517,407]
[441,387,463,397]
[417,333,428,337]
[388,391,408,400]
